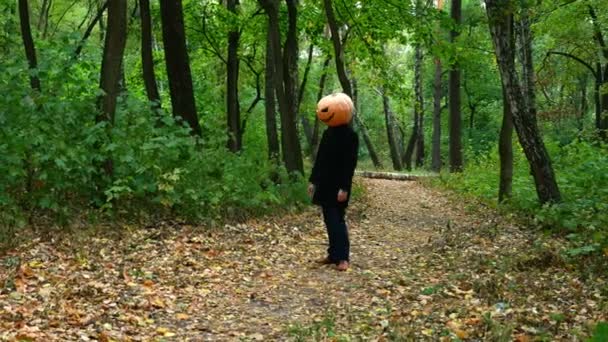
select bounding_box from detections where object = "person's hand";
[337,189,348,202]
[307,183,315,198]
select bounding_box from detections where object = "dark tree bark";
[382,88,403,170]
[264,24,280,160]
[499,86,514,202]
[311,56,331,160]
[588,6,608,140]
[18,0,41,92]
[498,14,514,203]
[226,0,242,152]
[449,0,463,172]
[258,0,303,173]
[578,76,588,133]
[414,46,425,168]
[37,0,52,38]
[281,0,304,172]
[159,0,202,136]
[297,43,315,149]
[431,57,442,172]
[486,0,561,204]
[324,0,381,168]
[323,0,351,96]
[139,0,161,112]
[73,1,108,59]
[96,0,127,176]
[403,118,417,171]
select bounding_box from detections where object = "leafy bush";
[434,138,608,255]
[0,49,308,246]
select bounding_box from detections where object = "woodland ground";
[0,178,606,341]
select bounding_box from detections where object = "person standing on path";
[308,93,359,271]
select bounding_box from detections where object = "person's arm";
[337,132,359,195]
[309,130,327,185]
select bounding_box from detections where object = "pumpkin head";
[316,93,354,127]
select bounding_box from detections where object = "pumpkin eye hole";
[321,107,329,113]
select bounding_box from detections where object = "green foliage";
[589,322,608,342]
[435,138,608,256]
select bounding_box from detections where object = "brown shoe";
[336,260,349,271]
[315,257,335,265]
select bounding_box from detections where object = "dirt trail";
[1,178,605,341]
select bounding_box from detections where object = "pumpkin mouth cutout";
[320,112,335,123]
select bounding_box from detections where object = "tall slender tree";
[264,23,280,160]
[486,0,561,204]
[96,0,127,176]
[323,0,381,169]
[258,0,303,174]
[382,87,403,170]
[226,0,242,152]
[449,0,463,172]
[18,0,41,92]
[159,0,202,136]
[139,0,161,112]
[431,0,444,172]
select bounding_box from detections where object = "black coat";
[309,125,359,208]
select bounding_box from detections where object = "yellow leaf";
[175,313,190,320]
[151,297,165,308]
[421,329,434,336]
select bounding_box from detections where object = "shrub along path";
[0,178,606,341]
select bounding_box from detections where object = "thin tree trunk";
[499,85,513,202]
[382,87,402,170]
[324,0,381,168]
[449,0,462,172]
[431,57,442,172]
[486,0,560,204]
[37,0,52,38]
[73,1,108,59]
[414,45,425,168]
[159,0,202,136]
[311,56,331,160]
[298,43,315,148]
[264,27,280,160]
[352,79,382,168]
[96,0,127,176]
[281,0,304,173]
[403,116,417,171]
[18,0,41,92]
[258,0,303,173]
[139,0,161,112]
[579,76,588,133]
[226,0,242,152]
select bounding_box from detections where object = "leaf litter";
[0,178,606,341]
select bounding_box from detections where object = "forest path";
[1,178,605,341]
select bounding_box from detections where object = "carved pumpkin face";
[316,93,354,127]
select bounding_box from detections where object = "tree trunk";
[499,85,513,202]
[486,0,561,204]
[282,0,304,173]
[414,45,425,168]
[159,0,202,136]
[96,0,127,176]
[382,88,403,170]
[323,0,352,97]
[18,0,41,92]
[298,43,315,148]
[139,0,161,112]
[226,0,242,152]
[431,57,442,172]
[589,5,608,140]
[403,118,417,171]
[37,0,52,38]
[579,76,588,133]
[324,0,380,168]
[352,79,382,168]
[259,0,303,173]
[449,0,462,173]
[264,27,280,160]
[73,1,108,59]
[311,56,331,160]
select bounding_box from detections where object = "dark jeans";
[322,206,349,262]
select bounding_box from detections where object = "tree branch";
[546,51,597,78]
